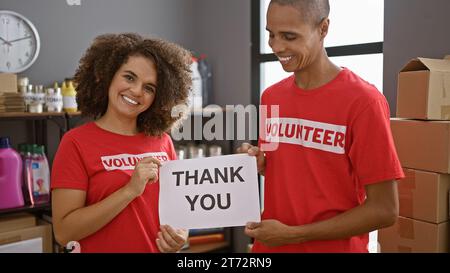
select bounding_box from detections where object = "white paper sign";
[159,154,261,229]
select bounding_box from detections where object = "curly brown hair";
[74,33,192,136]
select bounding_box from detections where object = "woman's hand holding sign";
[156,225,188,253]
[125,157,161,198]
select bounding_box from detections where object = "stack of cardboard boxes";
[378,56,450,253]
[0,73,25,113]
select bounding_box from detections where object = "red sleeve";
[348,98,405,185]
[51,133,89,191]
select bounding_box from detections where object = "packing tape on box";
[399,170,416,218]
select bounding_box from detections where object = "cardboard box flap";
[401,59,429,72]
[417,57,450,72]
[401,58,450,72]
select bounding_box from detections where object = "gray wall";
[192,0,251,106]
[0,0,196,85]
[383,0,450,116]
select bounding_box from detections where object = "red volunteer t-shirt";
[51,122,176,253]
[253,68,404,253]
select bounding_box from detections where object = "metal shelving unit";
[0,112,67,148]
[0,203,50,216]
[0,112,61,218]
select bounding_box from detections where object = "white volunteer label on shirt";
[265,117,347,154]
[101,152,169,171]
[159,154,261,229]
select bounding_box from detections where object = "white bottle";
[29,85,44,113]
[189,58,203,111]
[24,84,34,112]
[30,145,50,204]
[35,85,46,106]
[45,88,63,112]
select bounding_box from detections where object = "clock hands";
[7,36,32,44]
[0,36,31,45]
[1,35,32,57]
[0,36,12,46]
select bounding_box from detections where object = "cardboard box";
[0,213,36,233]
[0,220,53,253]
[0,73,18,93]
[400,169,450,223]
[378,216,449,253]
[396,57,450,120]
[390,118,450,173]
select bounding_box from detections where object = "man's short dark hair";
[270,0,330,25]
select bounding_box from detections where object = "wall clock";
[0,10,40,73]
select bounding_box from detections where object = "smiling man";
[239,0,404,252]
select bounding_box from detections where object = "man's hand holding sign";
[237,143,295,248]
[159,154,261,230]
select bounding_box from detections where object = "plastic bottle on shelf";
[45,87,63,112]
[17,144,30,205]
[21,144,34,205]
[0,137,25,209]
[208,145,222,157]
[24,84,34,112]
[62,79,78,113]
[29,85,44,113]
[189,57,203,111]
[35,85,46,106]
[30,145,50,204]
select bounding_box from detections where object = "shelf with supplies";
[0,203,51,217]
[180,226,233,253]
[0,111,81,127]
[0,111,69,146]
[181,241,230,253]
[0,111,80,220]
[0,112,65,119]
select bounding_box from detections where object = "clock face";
[0,10,40,73]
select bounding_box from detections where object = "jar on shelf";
[208,145,222,157]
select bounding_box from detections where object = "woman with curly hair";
[51,33,192,253]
